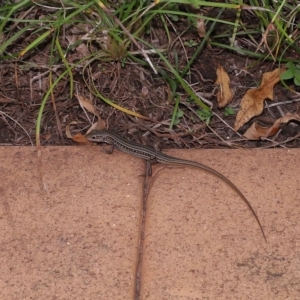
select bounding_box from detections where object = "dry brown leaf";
[243,122,278,140]
[66,95,105,143]
[65,121,77,139]
[65,122,92,144]
[76,95,99,117]
[76,94,105,132]
[215,64,233,108]
[244,113,300,140]
[234,68,283,131]
[72,133,93,144]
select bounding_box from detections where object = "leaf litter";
[233,68,285,132]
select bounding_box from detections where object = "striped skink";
[85,129,266,241]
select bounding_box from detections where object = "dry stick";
[135,162,176,299]
[259,132,300,149]
[98,1,157,74]
[49,72,64,140]
[266,98,300,108]
[0,111,33,145]
[135,161,151,300]
[180,101,241,149]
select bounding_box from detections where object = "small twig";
[49,71,64,140]
[135,160,151,299]
[211,111,244,138]
[265,97,300,108]
[183,79,214,108]
[206,123,238,148]
[180,102,242,148]
[259,132,300,149]
[140,123,197,140]
[30,70,50,102]
[0,111,33,145]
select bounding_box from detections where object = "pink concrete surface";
[1,146,300,299]
[0,147,143,299]
[140,149,300,299]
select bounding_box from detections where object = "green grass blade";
[19,28,55,58]
[55,36,74,98]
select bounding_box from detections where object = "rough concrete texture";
[0,147,143,299]
[1,146,300,299]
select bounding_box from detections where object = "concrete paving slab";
[0,147,143,299]
[140,149,300,299]
[1,146,300,299]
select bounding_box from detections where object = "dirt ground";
[0,6,299,148]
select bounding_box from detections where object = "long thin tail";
[159,158,267,242]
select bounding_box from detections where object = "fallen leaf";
[72,133,92,144]
[66,121,93,144]
[234,68,284,131]
[76,94,105,133]
[244,113,300,140]
[215,64,233,108]
[65,121,77,139]
[66,95,105,143]
[76,95,98,117]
